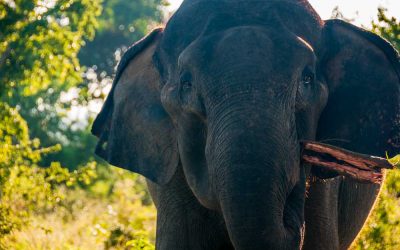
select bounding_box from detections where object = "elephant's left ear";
[91,28,179,185]
[316,19,400,163]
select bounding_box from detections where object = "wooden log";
[301,141,394,184]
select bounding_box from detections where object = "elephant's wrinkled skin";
[92,0,400,249]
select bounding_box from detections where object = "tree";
[0,0,101,98]
[0,0,102,167]
[78,0,167,74]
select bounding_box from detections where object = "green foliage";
[0,103,95,236]
[0,0,94,170]
[78,0,168,74]
[0,0,103,170]
[0,103,33,235]
[372,8,400,50]
[0,0,101,98]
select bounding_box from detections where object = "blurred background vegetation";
[0,1,399,249]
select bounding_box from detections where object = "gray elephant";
[91,0,400,249]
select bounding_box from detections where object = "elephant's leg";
[337,179,381,250]
[147,167,233,250]
[303,178,341,250]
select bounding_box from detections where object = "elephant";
[91,0,400,249]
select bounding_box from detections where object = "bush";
[0,166,156,250]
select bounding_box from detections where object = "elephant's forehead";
[161,0,323,59]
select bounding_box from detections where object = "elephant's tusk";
[301,141,394,184]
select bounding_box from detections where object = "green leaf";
[386,152,400,168]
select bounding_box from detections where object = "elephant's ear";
[315,20,400,176]
[91,28,179,185]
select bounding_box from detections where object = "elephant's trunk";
[206,96,305,249]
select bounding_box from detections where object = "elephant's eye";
[301,68,315,85]
[180,71,192,90]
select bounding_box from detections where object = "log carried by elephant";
[301,141,394,184]
[92,0,400,249]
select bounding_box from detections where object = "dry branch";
[301,141,393,184]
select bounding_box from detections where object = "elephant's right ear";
[314,20,400,178]
[91,28,179,185]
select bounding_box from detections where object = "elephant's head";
[92,1,400,248]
